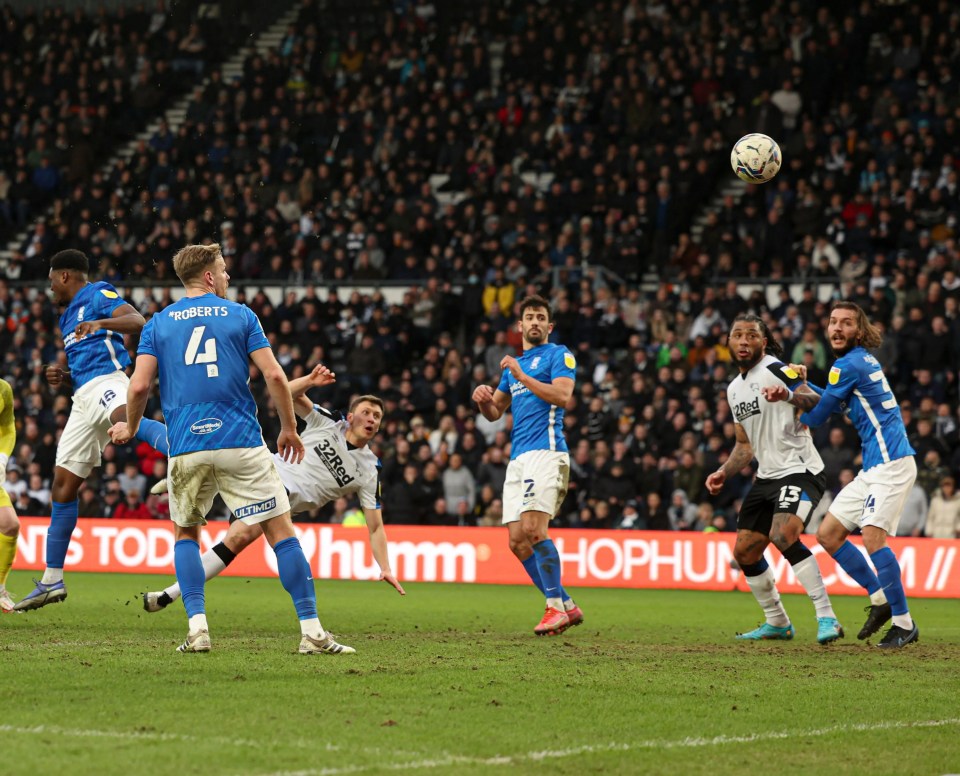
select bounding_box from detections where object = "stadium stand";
[1,0,958,538]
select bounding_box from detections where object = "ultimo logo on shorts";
[189,418,223,435]
[235,497,277,519]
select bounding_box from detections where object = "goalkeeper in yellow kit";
[0,379,20,612]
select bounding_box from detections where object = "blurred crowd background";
[1,0,959,539]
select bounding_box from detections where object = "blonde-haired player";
[0,379,20,612]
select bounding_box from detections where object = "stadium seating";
[1,0,958,538]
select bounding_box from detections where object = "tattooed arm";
[761,382,822,412]
[705,423,753,495]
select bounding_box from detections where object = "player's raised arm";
[706,422,753,495]
[251,346,304,464]
[289,363,336,418]
[75,302,145,339]
[762,382,822,412]
[473,383,510,421]
[797,363,857,428]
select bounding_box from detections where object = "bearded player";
[706,314,843,643]
[764,301,918,648]
[472,294,583,636]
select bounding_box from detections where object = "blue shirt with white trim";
[137,294,271,457]
[800,346,915,470]
[497,343,576,459]
[60,281,130,389]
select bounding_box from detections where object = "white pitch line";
[0,724,341,752]
[261,718,960,776]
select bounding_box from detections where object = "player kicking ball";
[116,364,405,610]
[706,314,844,644]
[473,294,583,636]
[764,302,919,649]
[111,243,352,654]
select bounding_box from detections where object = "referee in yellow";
[0,379,20,612]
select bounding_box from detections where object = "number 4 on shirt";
[185,325,219,377]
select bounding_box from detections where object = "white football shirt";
[726,354,824,479]
[273,405,382,514]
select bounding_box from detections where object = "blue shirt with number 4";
[800,346,914,471]
[498,343,576,459]
[137,294,270,457]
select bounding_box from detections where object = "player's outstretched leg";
[146,511,266,612]
[531,538,569,636]
[174,538,211,653]
[144,540,245,612]
[135,418,169,454]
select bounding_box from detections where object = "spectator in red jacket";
[114,490,152,520]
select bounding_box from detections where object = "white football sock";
[892,613,914,630]
[164,550,228,602]
[188,613,208,632]
[745,567,790,627]
[546,596,564,611]
[563,599,576,611]
[791,555,836,619]
[869,589,888,606]
[300,617,325,638]
[41,568,64,585]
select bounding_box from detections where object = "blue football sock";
[174,539,205,618]
[870,547,909,616]
[532,539,564,601]
[136,418,169,455]
[521,554,570,601]
[832,541,881,594]
[274,537,317,620]
[521,554,547,596]
[46,500,79,569]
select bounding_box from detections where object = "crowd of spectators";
[1,0,960,539]
[0,2,252,247]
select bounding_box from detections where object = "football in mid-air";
[730,133,782,184]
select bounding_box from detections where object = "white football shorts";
[828,456,917,536]
[166,445,291,528]
[502,450,570,524]
[56,371,130,478]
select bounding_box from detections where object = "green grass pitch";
[3,570,959,775]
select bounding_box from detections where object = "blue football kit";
[497,341,577,616]
[60,281,130,388]
[497,343,576,458]
[137,294,270,457]
[802,345,918,636]
[801,346,915,469]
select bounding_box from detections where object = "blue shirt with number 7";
[800,346,915,471]
[137,293,270,456]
